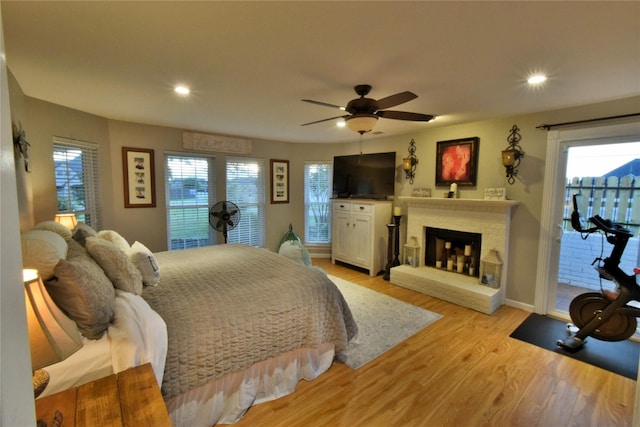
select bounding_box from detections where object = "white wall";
[0,9,37,425]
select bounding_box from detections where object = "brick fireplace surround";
[390,197,519,314]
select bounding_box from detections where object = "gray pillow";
[85,236,143,295]
[72,222,98,246]
[48,252,115,339]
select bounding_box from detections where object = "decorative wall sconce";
[403,138,419,184]
[501,124,525,185]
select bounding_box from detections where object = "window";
[226,157,265,247]
[304,162,332,243]
[165,154,216,250]
[53,137,101,229]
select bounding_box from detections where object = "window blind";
[226,157,265,247]
[304,162,332,243]
[53,137,101,229]
[165,154,216,250]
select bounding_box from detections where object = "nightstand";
[35,363,170,426]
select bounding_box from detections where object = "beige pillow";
[33,221,73,241]
[48,253,115,339]
[98,230,130,253]
[21,230,68,280]
[85,236,143,295]
[129,241,161,286]
[72,222,98,246]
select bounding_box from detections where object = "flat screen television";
[332,152,396,199]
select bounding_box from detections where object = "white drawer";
[334,202,352,212]
[351,203,372,214]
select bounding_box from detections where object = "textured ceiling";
[2,1,639,143]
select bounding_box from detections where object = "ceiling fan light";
[346,115,378,134]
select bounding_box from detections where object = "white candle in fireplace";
[393,206,402,216]
[450,183,457,193]
[464,245,472,256]
[445,241,451,249]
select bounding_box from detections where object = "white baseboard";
[505,298,534,312]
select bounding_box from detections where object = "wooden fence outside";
[559,175,639,290]
[563,175,640,235]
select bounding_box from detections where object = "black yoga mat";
[509,313,639,380]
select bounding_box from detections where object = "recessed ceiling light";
[527,74,547,85]
[337,120,346,128]
[174,85,190,95]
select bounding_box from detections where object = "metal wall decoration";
[501,125,525,185]
[403,138,419,184]
[12,123,31,172]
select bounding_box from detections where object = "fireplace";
[390,197,518,314]
[425,227,481,277]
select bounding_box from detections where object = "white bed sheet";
[169,343,336,426]
[37,290,168,398]
[38,333,112,398]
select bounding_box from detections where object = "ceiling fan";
[301,84,435,134]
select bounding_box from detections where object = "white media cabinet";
[331,199,392,276]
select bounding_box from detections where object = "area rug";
[328,275,442,369]
[509,313,639,380]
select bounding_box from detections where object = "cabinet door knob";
[359,206,364,210]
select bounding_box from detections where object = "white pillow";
[98,230,130,253]
[21,230,68,280]
[85,236,143,295]
[128,241,161,286]
[33,221,73,241]
[278,240,312,266]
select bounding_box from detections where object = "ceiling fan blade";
[301,99,345,110]
[374,91,417,110]
[376,110,434,121]
[300,115,349,126]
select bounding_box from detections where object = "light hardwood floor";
[233,259,636,427]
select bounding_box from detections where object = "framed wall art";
[270,159,289,204]
[122,147,156,208]
[435,137,479,186]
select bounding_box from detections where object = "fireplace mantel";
[399,196,519,212]
[391,196,519,314]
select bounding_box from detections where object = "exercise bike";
[556,194,640,352]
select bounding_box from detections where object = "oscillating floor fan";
[209,201,241,244]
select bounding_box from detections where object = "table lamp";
[23,269,83,397]
[54,213,77,230]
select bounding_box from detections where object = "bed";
[21,222,358,426]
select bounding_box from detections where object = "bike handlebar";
[589,215,634,237]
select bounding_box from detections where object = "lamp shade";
[54,213,78,230]
[501,149,518,167]
[346,115,378,134]
[403,157,415,171]
[23,269,82,370]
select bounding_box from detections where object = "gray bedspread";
[142,244,357,400]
